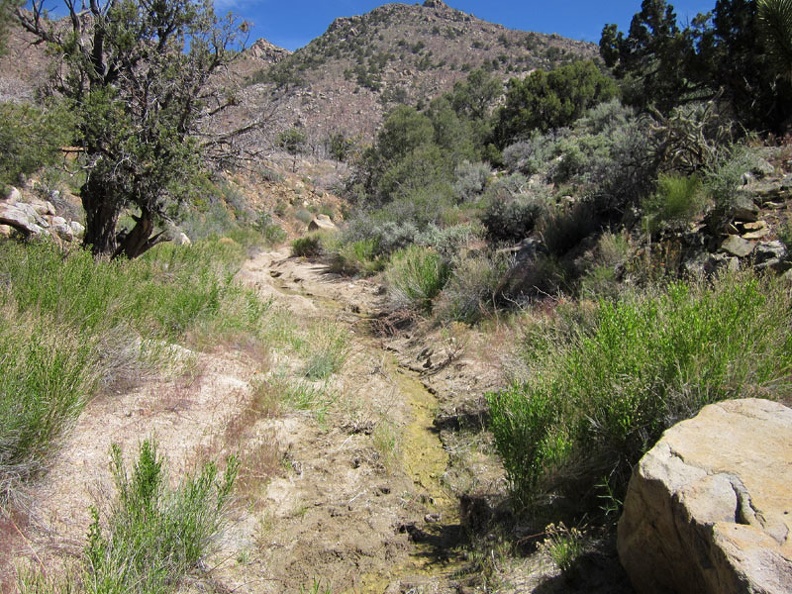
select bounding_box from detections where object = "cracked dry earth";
[4,247,511,594]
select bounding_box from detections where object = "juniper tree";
[17,0,246,258]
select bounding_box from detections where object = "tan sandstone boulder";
[307,214,337,232]
[618,398,792,594]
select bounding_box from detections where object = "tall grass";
[0,306,101,502]
[488,272,792,511]
[385,245,450,312]
[0,240,265,504]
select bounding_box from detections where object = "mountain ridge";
[224,0,598,153]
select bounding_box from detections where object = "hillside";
[1,1,598,162]
[223,0,597,153]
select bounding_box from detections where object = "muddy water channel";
[248,251,471,593]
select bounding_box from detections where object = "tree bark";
[81,178,120,258]
[113,207,168,260]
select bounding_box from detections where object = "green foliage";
[0,240,265,503]
[328,238,384,276]
[301,324,349,380]
[0,0,21,56]
[495,60,618,145]
[600,0,695,112]
[602,0,792,133]
[20,0,246,257]
[385,245,450,312]
[0,306,100,503]
[539,523,586,573]
[488,273,792,511]
[292,234,324,258]
[759,0,792,81]
[453,160,491,203]
[278,127,308,156]
[481,188,545,244]
[436,250,513,324]
[0,100,75,185]
[83,440,238,594]
[642,173,705,233]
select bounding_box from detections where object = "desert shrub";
[702,144,767,231]
[84,440,237,594]
[291,234,324,258]
[481,191,545,244]
[453,160,491,203]
[376,144,452,203]
[540,202,599,256]
[436,250,513,324]
[385,245,450,312]
[642,173,705,233]
[416,222,484,259]
[329,238,384,276]
[502,133,557,176]
[488,272,792,511]
[341,216,419,257]
[579,231,632,298]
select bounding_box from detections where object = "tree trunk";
[113,207,167,260]
[81,178,121,258]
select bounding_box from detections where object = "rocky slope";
[211,0,597,152]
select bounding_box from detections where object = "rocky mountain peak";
[423,0,449,8]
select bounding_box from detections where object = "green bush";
[0,307,101,503]
[488,273,792,511]
[643,173,705,233]
[329,238,384,276]
[83,440,237,594]
[481,191,545,244]
[453,160,491,203]
[495,60,618,143]
[291,234,324,258]
[436,250,513,324]
[385,245,450,312]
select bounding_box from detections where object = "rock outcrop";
[0,187,86,242]
[618,398,792,594]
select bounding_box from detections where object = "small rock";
[741,220,766,231]
[720,235,755,258]
[29,199,55,216]
[0,224,12,237]
[741,227,770,240]
[70,221,85,237]
[50,216,67,226]
[751,158,775,178]
[754,240,787,265]
[174,232,191,246]
[52,223,74,241]
[730,195,760,222]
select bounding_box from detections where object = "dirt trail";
[6,248,505,594]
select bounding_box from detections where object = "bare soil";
[2,247,631,593]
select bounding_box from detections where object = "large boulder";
[618,399,792,594]
[307,214,337,232]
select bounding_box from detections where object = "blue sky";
[214,0,719,51]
